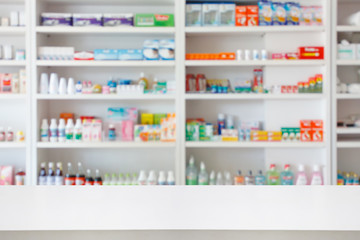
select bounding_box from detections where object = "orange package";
[300,120,312,142]
[60,113,74,123]
[236,6,247,26]
[311,120,323,142]
[247,6,259,26]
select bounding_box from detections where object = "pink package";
[300,6,312,26]
[312,6,322,26]
[0,166,14,185]
[122,120,134,141]
[272,53,285,60]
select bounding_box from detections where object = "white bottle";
[58,119,66,142]
[67,78,75,95]
[167,171,175,185]
[49,73,59,95]
[40,119,49,142]
[147,170,157,185]
[310,165,323,185]
[58,77,67,95]
[224,171,233,185]
[55,162,64,186]
[209,170,216,185]
[216,172,223,185]
[158,171,166,185]
[295,164,308,185]
[46,162,55,186]
[49,118,58,142]
[40,73,49,94]
[73,119,82,142]
[65,119,74,142]
[138,170,147,185]
[198,162,209,185]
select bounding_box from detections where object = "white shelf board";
[0,60,26,66]
[337,60,360,66]
[336,94,360,99]
[37,142,176,149]
[185,93,324,100]
[0,27,26,35]
[337,128,360,134]
[37,0,174,5]
[36,60,175,67]
[185,141,325,148]
[337,141,360,148]
[36,94,176,100]
[0,142,26,149]
[0,94,26,100]
[337,25,360,32]
[186,26,325,36]
[0,186,359,231]
[185,60,326,67]
[36,26,175,35]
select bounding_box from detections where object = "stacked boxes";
[300,120,323,142]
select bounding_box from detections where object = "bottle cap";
[56,162,62,168]
[238,170,242,175]
[270,164,276,169]
[313,165,320,171]
[284,164,290,170]
[49,162,54,168]
[200,161,205,170]
[258,170,263,175]
[41,162,46,168]
[218,113,225,120]
[189,156,195,165]
[59,118,65,125]
[298,164,305,172]
[140,72,145,78]
[42,119,48,125]
[67,162,72,167]
[248,170,252,175]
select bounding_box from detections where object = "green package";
[186,122,199,141]
[154,113,167,125]
[135,14,175,27]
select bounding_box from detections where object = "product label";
[74,130,82,141]
[55,176,64,185]
[46,176,55,185]
[311,176,323,185]
[64,177,75,185]
[337,179,344,185]
[296,176,307,185]
[186,176,197,185]
[15,175,25,186]
[38,176,47,185]
[255,177,265,185]
[40,129,48,141]
[268,175,279,185]
[75,177,85,186]
[198,177,208,185]
[281,175,294,185]
[66,130,73,140]
[94,181,102,186]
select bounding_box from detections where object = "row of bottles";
[337,171,360,185]
[103,170,175,186]
[186,156,323,185]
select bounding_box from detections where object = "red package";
[311,120,323,130]
[300,120,312,129]
[298,46,324,59]
[301,129,312,142]
[236,6,247,26]
[286,85,292,93]
[292,86,298,93]
[272,53,285,60]
[311,130,323,142]
[186,74,196,92]
[247,6,259,26]
[281,86,288,93]
[285,52,299,60]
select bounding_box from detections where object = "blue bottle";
[255,170,266,185]
[280,164,294,185]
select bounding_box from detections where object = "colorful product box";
[73,14,103,27]
[251,131,268,141]
[221,129,238,142]
[186,121,200,141]
[0,166,14,185]
[272,53,285,60]
[103,13,133,27]
[268,131,282,142]
[118,49,143,61]
[154,113,167,125]
[273,2,286,25]
[285,52,299,60]
[143,40,160,60]
[41,13,72,26]
[299,46,324,60]
[160,113,176,142]
[219,3,235,26]
[259,0,273,26]
[202,3,220,26]
[159,39,175,60]
[134,125,161,142]
[300,6,312,26]
[282,128,301,142]
[141,113,154,125]
[235,6,247,26]
[247,6,259,26]
[285,2,300,25]
[135,14,174,27]
[121,120,134,141]
[186,4,202,27]
[94,49,119,60]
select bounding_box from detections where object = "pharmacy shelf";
[186,26,325,36]
[185,141,325,149]
[1,186,359,231]
[36,60,175,67]
[0,94,26,100]
[185,60,326,67]
[0,60,26,66]
[36,26,175,35]
[37,142,176,149]
[38,0,174,5]
[36,94,176,100]
[0,142,26,149]
[185,94,325,100]
[336,94,360,99]
[337,128,360,134]
[0,27,26,35]
[337,25,360,32]
[337,60,360,66]
[337,141,360,148]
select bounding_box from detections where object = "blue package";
[258,0,273,26]
[272,2,287,25]
[94,49,118,60]
[159,39,175,60]
[143,40,159,60]
[118,49,143,61]
[285,2,301,25]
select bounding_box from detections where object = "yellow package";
[141,113,154,125]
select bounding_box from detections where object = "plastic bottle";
[40,119,49,142]
[46,162,55,185]
[49,73,59,94]
[147,170,157,185]
[74,119,82,142]
[345,173,352,185]
[245,170,255,185]
[353,173,359,185]
[49,119,58,142]
[224,172,232,185]
[132,173,138,185]
[198,161,208,185]
[38,162,47,185]
[216,172,223,185]
[226,115,234,129]
[267,164,280,185]
[280,164,294,185]
[103,173,110,185]
[65,119,74,142]
[67,78,75,95]
[59,77,67,95]
[138,72,149,90]
[186,156,198,185]
[94,169,102,185]
[55,162,64,185]
[85,169,94,185]
[337,170,344,185]
[15,169,25,185]
[64,162,75,185]
[209,170,216,185]
[255,170,266,185]
[108,124,116,141]
[138,171,147,185]
[118,173,124,185]
[158,171,166,185]
[217,113,226,135]
[125,173,132,185]
[152,77,158,92]
[234,170,245,185]
[75,162,85,186]
[6,127,14,142]
[58,119,66,142]
[40,73,49,94]
[110,173,118,185]
[310,165,323,185]
[296,164,308,185]
[167,171,175,185]
[0,127,4,142]
[75,81,82,94]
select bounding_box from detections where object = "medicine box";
[41,13,72,26]
[338,44,356,60]
[143,40,160,60]
[94,49,118,60]
[118,49,143,61]
[159,39,175,60]
[219,3,235,26]
[298,46,324,60]
[258,0,273,26]
[154,113,167,125]
[186,4,202,26]
[247,6,259,26]
[73,14,103,27]
[135,14,174,27]
[0,166,14,185]
[202,3,220,26]
[285,2,300,25]
[235,6,247,26]
[103,13,133,27]
[272,2,286,25]
[141,113,154,125]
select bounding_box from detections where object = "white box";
[202,4,219,26]
[219,3,235,26]
[186,4,202,27]
[10,11,19,26]
[338,44,356,60]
